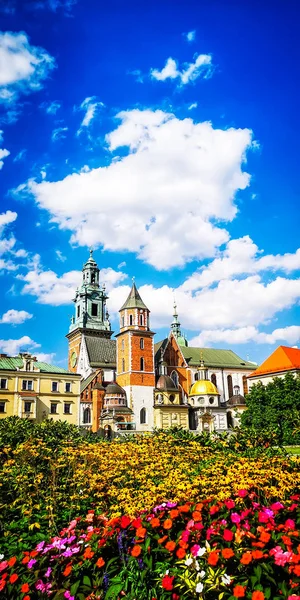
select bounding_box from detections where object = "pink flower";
[186,519,194,530]
[45,567,52,578]
[225,499,235,509]
[36,541,45,552]
[0,561,8,572]
[62,548,73,557]
[237,489,248,497]
[269,546,293,566]
[285,519,295,529]
[191,544,200,557]
[28,559,37,569]
[181,530,190,542]
[258,508,274,523]
[270,502,284,511]
[288,596,300,600]
[231,512,241,524]
[64,592,75,600]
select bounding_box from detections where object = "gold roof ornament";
[189,379,219,396]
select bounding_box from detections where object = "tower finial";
[89,247,93,256]
[170,293,181,339]
[132,276,135,283]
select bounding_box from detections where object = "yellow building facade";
[0,353,81,425]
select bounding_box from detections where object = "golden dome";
[189,380,219,396]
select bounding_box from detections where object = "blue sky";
[0,0,299,367]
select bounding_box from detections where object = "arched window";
[211,373,217,386]
[140,314,143,326]
[129,314,133,326]
[122,316,124,328]
[122,358,125,372]
[169,394,175,403]
[227,375,233,398]
[194,372,199,381]
[140,338,144,349]
[227,411,233,429]
[140,357,144,371]
[171,370,179,387]
[122,339,125,350]
[91,273,95,284]
[140,408,147,424]
[83,407,91,424]
[243,375,248,395]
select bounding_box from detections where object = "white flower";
[221,573,231,585]
[185,557,193,566]
[199,570,206,578]
[197,547,206,557]
[196,582,204,593]
[0,554,4,560]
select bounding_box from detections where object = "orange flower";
[131,545,142,557]
[83,547,94,560]
[30,550,38,558]
[21,556,30,565]
[240,551,252,565]
[252,550,264,560]
[136,527,147,539]
[165,541,176,552]
[96,557,105,568]
[158,535,168,545]
[208,551,219,566]
[170,509,179,519]
[24,596,30,600]
[192,511,202,522]
[178,504,190,513]
[9,574,18,584]
[163,519,173,530]
[63,564,72,576]
[150,518,160,528]
[259,531,271,543]
[178,540,188,549]
[233,585,246,598]
[222,548,234,559]
[21,583,30,593]
[176,548,186,559]
[293,565,300,576]
[8,557,17,567]
[252,592,264,600]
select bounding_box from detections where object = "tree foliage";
[241,372,300,444]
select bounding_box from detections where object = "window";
[64,403,71,414]
[227,375,233,398]
[0,379,7,389]
[140,338,144,350]
[140,357,144,371]
[22,380,33,391]
[129,314,133,326]
[65,382,71,393]
[243,375,248,395]
[209,397,215,405]
[194,372,199,381]
[52,382,59,392]
[0,402,5,413]
[211,373,217,386]
[171,371,179,387]
[122,358,125,372]
[77,305,80,318]
[140,408,147,424]
[122,316,124,327]
[24,402,31,413]
[91,303,98,317]
[91,273,95,284]
[83,407,91,424]
[122,339,125,350]
[169,394,175,403]
[140,314,143,326]
[50,403,58,414]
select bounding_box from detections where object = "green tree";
[241,372,300,445]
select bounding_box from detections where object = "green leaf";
[70,580,81,595]
[83,575,92,587]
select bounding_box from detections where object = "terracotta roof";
[248,346,300,378]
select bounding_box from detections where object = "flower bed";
[2,490,300,599]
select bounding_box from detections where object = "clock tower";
[66,250,113,375]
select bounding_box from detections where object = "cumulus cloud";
[0,147,9,169]
[35,352,56,363]
[0,210,30,272]
[0,335,40,355]
[151,54,213,85]
[51,126,68,142]
[189,325,300,347]
[0,31,55,105]
[21,109,253,270]
[185,30,196,42]
[76,96,104,135]
[0,309,33,324]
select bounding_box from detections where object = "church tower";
[116,281,155,431]
[66,250,112,374]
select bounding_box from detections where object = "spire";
[170,298,181,339]
[120,281,148,311]
[197,351,208,380]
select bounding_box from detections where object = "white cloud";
[0,32,55,105]
[27,0,77,12]
[188,102,198,110]
[0,147,10,169]
[76,96,104,134]
[55,249,66,262]
[0,211,30,272]
[40,100,61,114]
[35,352,56,363]
[51,126,68,142]
[0,309,33,324]
[127,69,144,83]
[189,325,300,347]
[186,31,196,42]
[22,109,253,270]
[13,148,27,162]
[151,53,213,85]
[0,335,40,355]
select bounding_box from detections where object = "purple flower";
[45,567,52,578]
[71,546,80,554]
[36,541,45,552]
[62,548,73,557]
[64,592,75,600]
[66,535,76,545]
[28,558,37,569]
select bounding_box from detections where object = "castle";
[67,251,256,434]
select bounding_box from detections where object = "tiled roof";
[248,345,300,378]
[179,345,255,370]
[80,371,97,393]
[0,356,73,374]
[85,336,116,368]
[120,282,148,311]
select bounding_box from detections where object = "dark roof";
[154,338,169,359]
[80,371,96,393]
[120,282,148,311]
[0,356,74,375]
[227,394,246,407]
[179,346,256,371]
[156,375,177,390]
[105,382,126,395]
[85,336,116,368]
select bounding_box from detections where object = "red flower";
[7,557,17,567]
[233,585,246,598]
[252,592,265,600]
[63,564,72,576]
[96,557,105,568]
[223,529,234,541]
[252,550,264,560]
[208,551,219,566]
[120,515,131,529]
[21,583,30,593]
[0,580,6,592]
[131,545,142,557]
[9,573,18,584]
[24,596,30,600]
[162,575,174,591]
[132,518,142,529]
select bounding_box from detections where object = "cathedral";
[67,251,256,434]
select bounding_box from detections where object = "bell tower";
[116,281,155,431]
[66,250,112,373]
